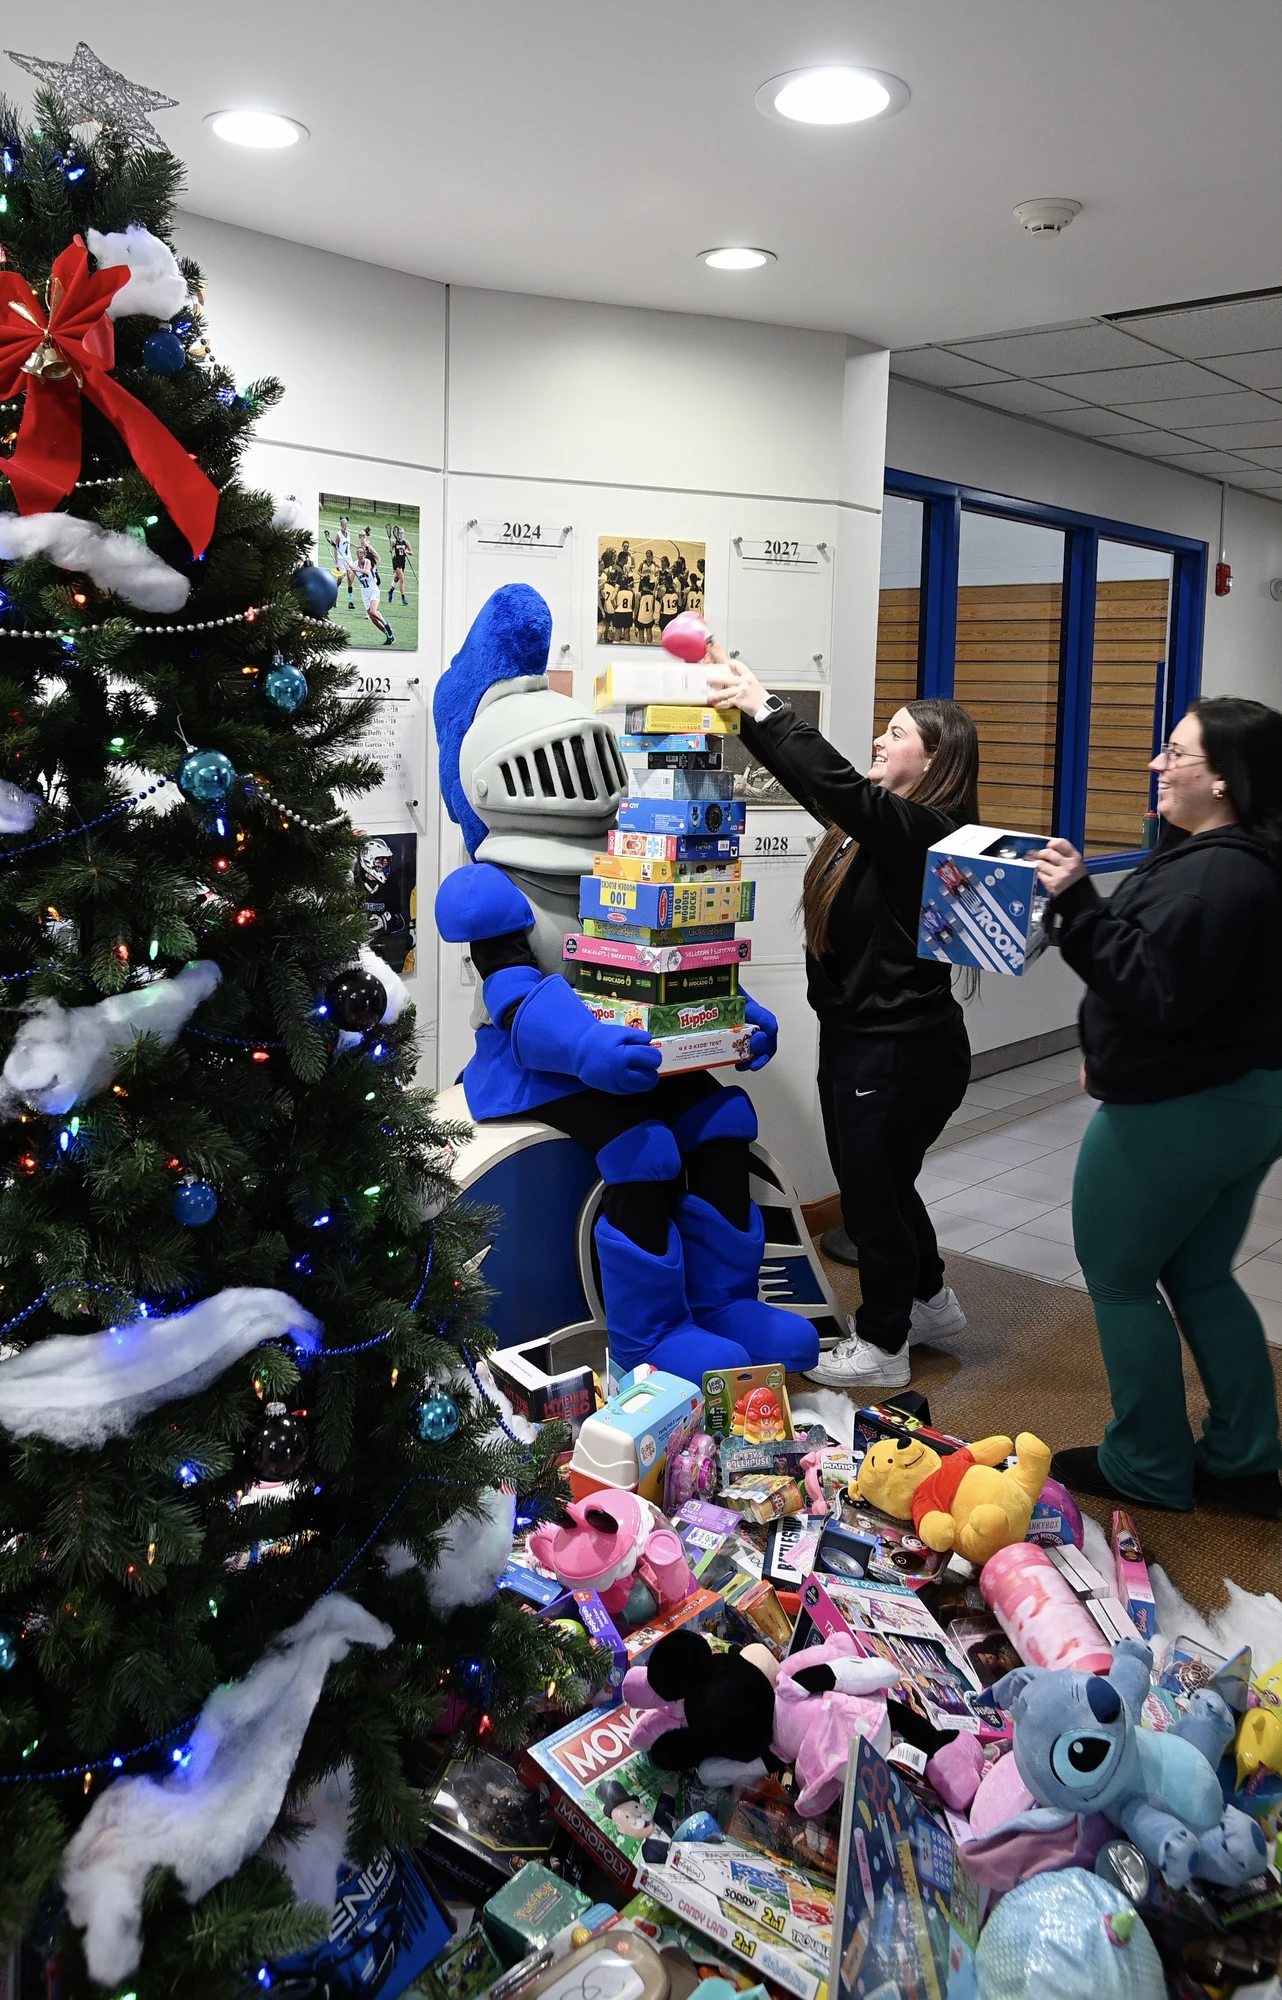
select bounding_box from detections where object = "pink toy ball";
[660,610,710,663]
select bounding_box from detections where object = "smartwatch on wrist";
[755,693,790,722]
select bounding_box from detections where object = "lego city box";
[918,824,1052,977]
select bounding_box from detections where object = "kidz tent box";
[918,825,1052,976]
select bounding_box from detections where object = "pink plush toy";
[660,611,710,663]
[772,1634,900,1816]
[528,1490,692,1618]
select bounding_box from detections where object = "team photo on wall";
[597,535,705,645]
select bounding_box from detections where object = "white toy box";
[567,1364,704,1501]
[918,824,1052,977]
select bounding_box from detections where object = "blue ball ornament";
[173,1178,219,1226]
[414,1388,460,1443]
[179,748,236,806]
[264,663,308,714]
[0,1629,14,1672]
[142,328,185,375]
[292,564,339,615]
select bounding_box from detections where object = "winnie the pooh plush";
[852,1430,1051,1565]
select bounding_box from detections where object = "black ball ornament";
[324,966,387,1034]
[249,1401,308,1482]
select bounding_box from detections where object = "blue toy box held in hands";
[918,825,1052,977]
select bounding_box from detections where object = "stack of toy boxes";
[568,674,756,1073]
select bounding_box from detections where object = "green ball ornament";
[414,1389,460,1443]
[180,748,236,806]
[265,663,308,714]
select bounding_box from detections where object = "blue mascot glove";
[581,1023,664,1095]
[511,973,661,1095]
[737,990,778,1072]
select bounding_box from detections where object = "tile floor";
[928,1048,1282,1344]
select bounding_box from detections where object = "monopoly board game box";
[918,825,1052,977]
[521,1702,682,1890]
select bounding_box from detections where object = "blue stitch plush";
[992,1638,1265,1890]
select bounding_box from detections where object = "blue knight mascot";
[433,584,819,1378]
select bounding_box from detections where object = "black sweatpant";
[510,1073,749,1254]
[818,1015,971,1354]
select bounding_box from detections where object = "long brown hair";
[801,699,980,956]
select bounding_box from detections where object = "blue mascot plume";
[432,585,817,1379]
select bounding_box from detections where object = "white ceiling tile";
[1036,407,1158,437]
[955,380,1087,415]
[891,348,1013,389]
[1235,446,1282,469]
[1156,448,1270,473]
[1106,430,1209,457]
[1040,359,1244,403]
[1113,389,1282,427]
[946,323,1173,375]
[1174,418,1282,448]
[1219,467,1282,489]
[1197,349,1282,390]
[1113,297,1282,358]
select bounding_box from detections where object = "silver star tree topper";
[6,42,177,146]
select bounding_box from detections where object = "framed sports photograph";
[319,492,420,651]
[722,687,824,806]
[597,535,705,645]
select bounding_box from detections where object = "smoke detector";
[1013,198,1082,237]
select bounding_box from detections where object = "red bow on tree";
[0,237,218,558]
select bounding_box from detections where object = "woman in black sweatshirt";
[706,648,980,1393]
[1035,696,1282,1518]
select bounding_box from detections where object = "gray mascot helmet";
[460,675,626,843]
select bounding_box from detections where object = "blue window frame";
[885,469,1208,871]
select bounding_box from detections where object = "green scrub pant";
[1072,1068,1282,1509]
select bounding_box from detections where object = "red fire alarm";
[1215,560,1233,596]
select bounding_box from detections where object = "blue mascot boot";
[595,1122,750,1378]
[672,1088,820,1372]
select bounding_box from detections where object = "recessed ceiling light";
[755,66,909,127]
[205,109,308,150]
[701,247,777,271]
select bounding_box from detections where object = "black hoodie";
[1054,825,1282,1102]
[739,704,961,1036]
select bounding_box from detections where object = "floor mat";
[792,1246,1282,1617]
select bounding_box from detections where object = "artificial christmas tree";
[0,89,590,1994]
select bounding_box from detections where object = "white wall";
[438,294,887,1198]
[885,376,1282,1053]
[174,214,891,1200]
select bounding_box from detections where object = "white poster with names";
[337,666,427,832]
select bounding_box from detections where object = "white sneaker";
[805,1332,911,1391]
[909,1287,967,1344]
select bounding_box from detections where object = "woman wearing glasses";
[1034,698,1282,1518]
